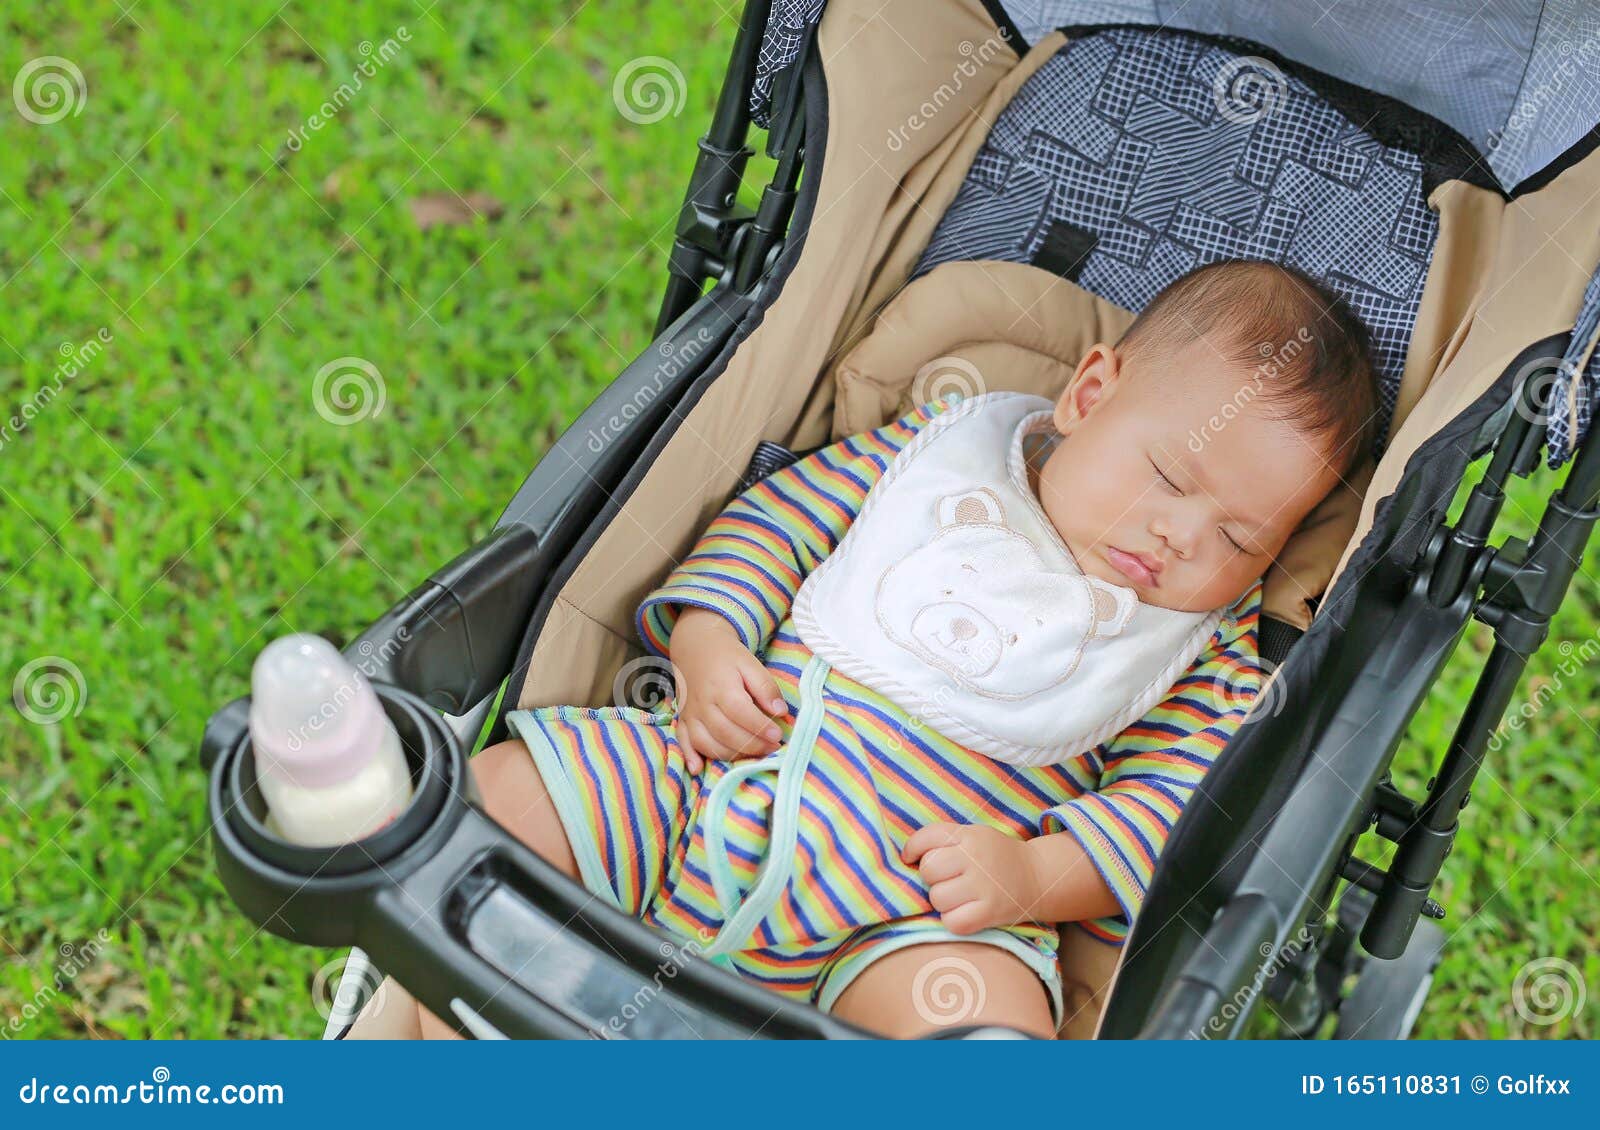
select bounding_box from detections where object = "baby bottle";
[248,634,413,847]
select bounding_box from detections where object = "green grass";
[0,0,749,1039]
[2,1,1597,1040]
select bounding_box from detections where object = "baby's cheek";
[1039,463,1086,528]
[1191,557,1257,608]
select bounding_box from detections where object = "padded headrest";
[833,259,1131,437]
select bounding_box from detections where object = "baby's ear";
[1057,342,1120,433]
[936,487,1005,527]
[1085,577,1136,640]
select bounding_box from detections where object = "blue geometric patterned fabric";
[995,0,1600,194]
[753,1,1600,193]
[1549,266,1600,466]
[914,28,1442,447]
[751,0,823,128]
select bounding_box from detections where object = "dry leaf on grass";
[406,191,505,230]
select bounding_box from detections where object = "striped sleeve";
[635,396,956,658]
[1040,581,1264,935]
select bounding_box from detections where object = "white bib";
[792,391,1223,767]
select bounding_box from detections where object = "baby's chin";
[1146,580,1253,613]
[1143,591,1220,613]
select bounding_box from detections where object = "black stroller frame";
[201,1,1600,1039]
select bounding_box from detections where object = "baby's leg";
[829,941,1056,1039]
[347,739,579,1040]
[464,738,582,877]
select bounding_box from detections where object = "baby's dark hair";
[1115,260,1379,474]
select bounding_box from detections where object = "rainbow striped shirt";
[636,396,1262,944]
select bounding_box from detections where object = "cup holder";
[207,681,469,947]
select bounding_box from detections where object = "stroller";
[202,0,1600,1039]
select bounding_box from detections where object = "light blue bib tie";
[699,652,831,959]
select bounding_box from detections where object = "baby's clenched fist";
[902,822,1046,935]
[667,607,789,772]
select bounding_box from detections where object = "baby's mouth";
[1104,546,1159,588]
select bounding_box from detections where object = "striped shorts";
[504,653,1065,1027]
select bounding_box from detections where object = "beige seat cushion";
[833,259,1133,435]
[830,258,1370,628]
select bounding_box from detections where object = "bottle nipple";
[249,634,388,790]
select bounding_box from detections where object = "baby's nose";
[951,617,978,640]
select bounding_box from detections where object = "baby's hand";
[902,822,1045,935]
[668,607,788,772]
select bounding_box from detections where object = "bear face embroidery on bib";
[876,486,1136,699]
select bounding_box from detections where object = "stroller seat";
[499,7,1600,1037]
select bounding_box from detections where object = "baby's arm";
[902,821,1120,934]
[634,399,957,764]
[904,586,1264,933]
[668,607,786,769]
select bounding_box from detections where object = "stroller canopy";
[757,0,1600,194]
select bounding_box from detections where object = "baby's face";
[1036,334,1346,612]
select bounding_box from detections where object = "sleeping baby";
[372,258,1377,1040]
